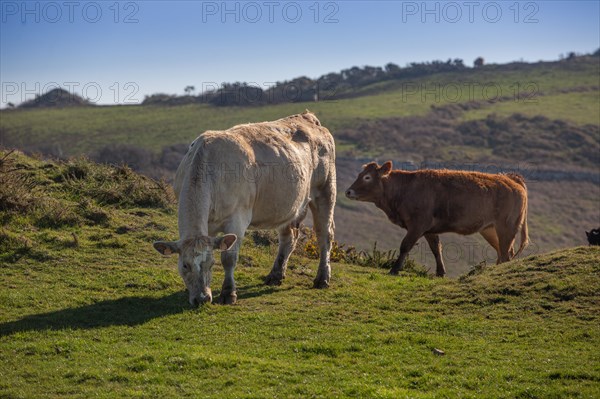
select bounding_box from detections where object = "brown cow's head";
[345,161,392,202]
[153,234,237,306]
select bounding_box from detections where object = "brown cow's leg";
[425,234,445,277]
[496,225,516,264]
[265,224,297,286]
[390,230,421,275]
[479,226,501,264]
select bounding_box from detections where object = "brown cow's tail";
[513,206,529,258]
[508,173,529,259]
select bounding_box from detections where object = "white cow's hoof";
[313,279,329,289]
[264,274,284,286]
[216,292,237,305]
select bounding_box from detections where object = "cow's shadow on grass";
[234,283,294,301]
[1,285,291,337]
[0,292,189,337]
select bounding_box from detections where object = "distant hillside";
[18,88,93,109]
[2,57,598,156]
[338,106,599,171]
[1,150,599,399]
[143,52,599,107]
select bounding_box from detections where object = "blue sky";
[1,1,599,106]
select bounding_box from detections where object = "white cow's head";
[153,234,237,306]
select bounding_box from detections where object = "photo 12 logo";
[401,1,540,23]
[201,1,340,23]
[1,82,142,106]
[1,1,140,23]
[400,81,539,103]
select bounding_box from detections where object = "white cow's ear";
[214,234,237,251]
[154,241,180,256]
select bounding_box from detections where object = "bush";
[249,230,278,247]
[92,144,153,171]
[296,227,355,263]
[61,159,175,209]
[338,110,600,168]
[0,150,38,213]
[159,144,188,171]
[295,227,428,276]
[33,198,82,228]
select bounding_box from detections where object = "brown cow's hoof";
[264,273,284,286]
[216,292,237,305]
[313,279,329,289]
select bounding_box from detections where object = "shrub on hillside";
[92,144,153,171]
[0,150,175,227]
[338,110,600,169]
[296,227,429,276]
[0,150,38,214]
[67,162,175,208]
[142,93,198,106]
[159,144,188,171]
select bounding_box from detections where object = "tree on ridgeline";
[184,86,195,95]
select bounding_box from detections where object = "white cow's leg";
[217,219,248,305]
[310,183,335,289]
[264,224,297,286]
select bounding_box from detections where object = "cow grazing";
[345,161,529,276]
[154,111,336,306]
[586,228,600,246]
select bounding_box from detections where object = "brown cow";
[345,161,529,276]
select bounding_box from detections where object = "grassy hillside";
[1,57,598,268]
[1,152,599,398]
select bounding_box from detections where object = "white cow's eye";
[182,263,190,270]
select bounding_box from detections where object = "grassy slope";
[1,153,600,399]
[462,91,600,125]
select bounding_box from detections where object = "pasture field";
[1,152,599,398]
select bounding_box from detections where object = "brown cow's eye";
[363,175,372,181]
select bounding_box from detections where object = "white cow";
[154,111,336,305]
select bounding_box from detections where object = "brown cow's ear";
[154,241,180,256]
[362,162,379,171]
[379,161,393,176]
[214,234,237,251]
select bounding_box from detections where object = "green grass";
[1,152,599,398]
[0,93,429,157]
[462,91,600,125]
